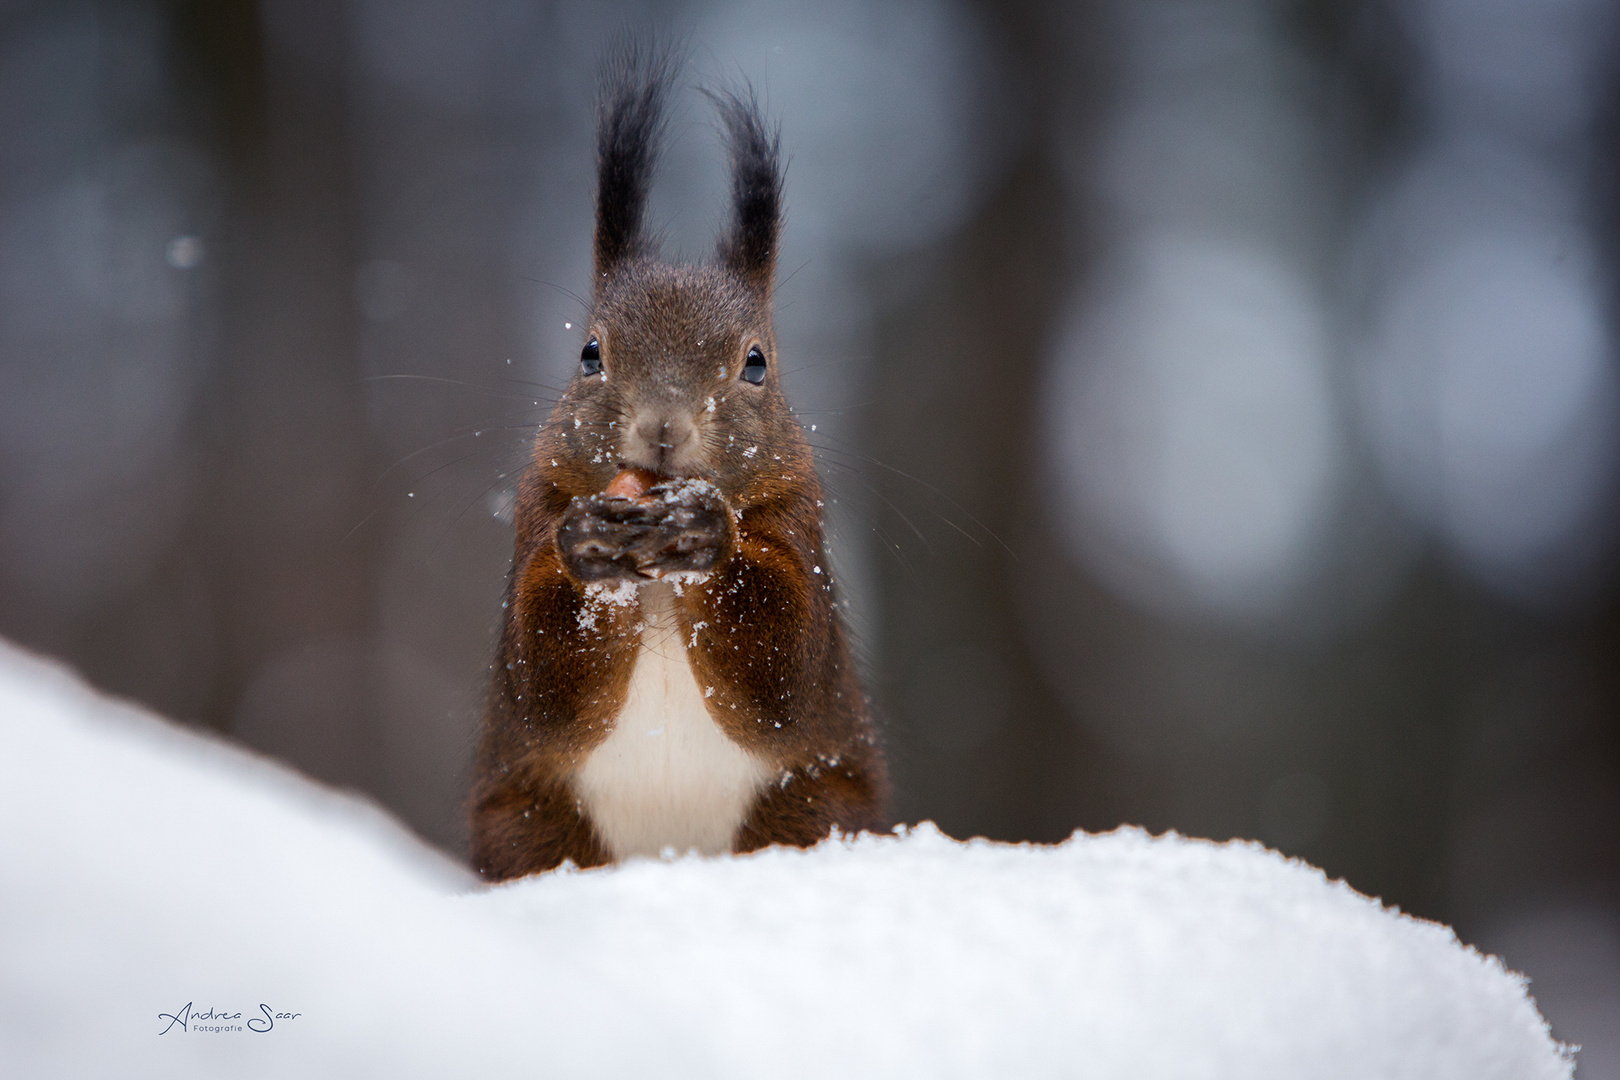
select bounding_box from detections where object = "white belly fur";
[573,581,771,859]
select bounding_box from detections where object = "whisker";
[816,457,931,549]
[810,442,1015,559]
[346,438,525,547]
[374,424,539,490]
[399,445,514,494]
[498,375,570,397]
[342,506,385,546]
[431,467,523,558]
[518,277,592,313]
[791,401,876,417]
[778,354,874,379]
[776,256,812,292]
[824,502,922,583]
[364,373,558,405]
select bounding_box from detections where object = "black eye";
[580,337,602,376]
[741,345,767,385]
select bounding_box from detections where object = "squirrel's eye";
[741,345,767,385]
[580,337,602,376]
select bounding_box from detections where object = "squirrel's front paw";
[636,479,731,577]
[556,496,655,582]
[557,479,731,583]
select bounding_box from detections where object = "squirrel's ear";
[710,86,783,297]
[594,40,677,289]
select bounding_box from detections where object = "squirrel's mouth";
[613,459,711,484]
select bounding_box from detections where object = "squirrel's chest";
[571,583,772,859]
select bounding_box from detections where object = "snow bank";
[0,639,1571,1079]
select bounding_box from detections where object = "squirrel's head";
[544,44,812,506]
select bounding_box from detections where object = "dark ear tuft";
[707,85,783,296]
[594,39,679,287]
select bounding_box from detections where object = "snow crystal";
[659,568,711,591]
[578,579,639,629]
[651,477,720,505]
[0,639,1575,1080]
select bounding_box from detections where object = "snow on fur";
[0,640,1571,1079]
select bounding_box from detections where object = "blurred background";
[1,0,1616,1068]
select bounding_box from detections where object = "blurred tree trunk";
[165,0,384,793]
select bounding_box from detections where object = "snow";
[579,577,641,629]
[0,639,1572,1079]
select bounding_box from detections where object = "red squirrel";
[470,45,889,879]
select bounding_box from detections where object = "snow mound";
[0,639,1572,1079]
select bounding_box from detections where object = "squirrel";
[469,45,889,879]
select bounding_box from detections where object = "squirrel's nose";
[627,411,698,474]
